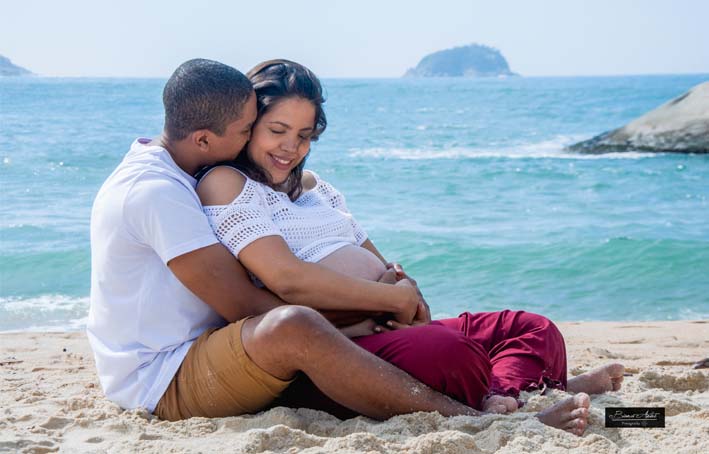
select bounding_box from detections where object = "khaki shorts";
[154,318,293,421]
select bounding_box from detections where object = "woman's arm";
[197,167,420,324]
[238,235,417,322]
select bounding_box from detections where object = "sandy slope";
[1,321,708,454]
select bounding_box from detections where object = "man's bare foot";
[567,363,625,394]
[536,393,590,436]
[482,395,519,414]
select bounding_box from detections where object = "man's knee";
[259,305,331,342]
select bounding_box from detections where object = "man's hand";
[339,318,387,338]
[320,310,385,327]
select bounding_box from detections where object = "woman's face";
[246,97,316,186]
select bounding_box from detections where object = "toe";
[570,407,589,420]
[486,404,507,414]
[503,396,519,413]
[565,418,587,436]
[574,392,591,409]
[606,363,625,378]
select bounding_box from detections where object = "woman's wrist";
[382,281,417,320]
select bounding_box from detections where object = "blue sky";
[2,0,708,77]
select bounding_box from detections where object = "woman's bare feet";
[536,393,591,436]
[482,394,519,414]
[567,363,625,395]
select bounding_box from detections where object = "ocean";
[1,74,708,331]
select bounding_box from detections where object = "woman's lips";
[269,153,293,171]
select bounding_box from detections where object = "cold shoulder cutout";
[302,170,317,192]
[196,166,246,207]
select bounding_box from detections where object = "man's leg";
[241,305,479,420]
[274,323,492,418]
[266,310,591,435]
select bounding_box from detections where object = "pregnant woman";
[197,59,624,435]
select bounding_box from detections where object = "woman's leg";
[433,310,568,399]
[434,310,624,413]
[274,323,492,418]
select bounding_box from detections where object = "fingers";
[385,262,406,280]
[378,268,398,285]
[413,299,432,325]
[384,320,412,330]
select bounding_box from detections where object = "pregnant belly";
[317,245,387,282]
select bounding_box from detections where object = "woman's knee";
[517,311,564,340]
[414,329,492,408]
[408,328,491,384]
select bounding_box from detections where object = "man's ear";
[191,130,210,152]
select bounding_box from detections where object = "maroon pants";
[273,310,567,418]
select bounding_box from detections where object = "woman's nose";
[280,137,297,152]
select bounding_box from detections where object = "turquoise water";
[1,75,708,330]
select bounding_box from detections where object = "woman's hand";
[392,279,422,324]
[385,263,432,326]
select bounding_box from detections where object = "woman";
[197,59,624,434]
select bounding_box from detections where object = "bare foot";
[536,393,590,436]
[567,363,625,394]
[482,395,519,414]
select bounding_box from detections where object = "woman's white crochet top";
[202,169,367,264]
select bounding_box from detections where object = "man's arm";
[168,242,385,326]
[168,242,284,322]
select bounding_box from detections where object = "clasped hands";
[339,263,432,338]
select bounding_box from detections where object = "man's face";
[209,92,258,162]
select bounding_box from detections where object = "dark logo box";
[605,407,665,428]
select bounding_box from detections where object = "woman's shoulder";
[302,169,318,191]
[303,170,341,195]
[196,165,249,206]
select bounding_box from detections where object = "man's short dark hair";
[163,59,253,141]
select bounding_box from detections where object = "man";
[87,58,482,421]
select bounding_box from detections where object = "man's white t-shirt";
[87,138,223,412]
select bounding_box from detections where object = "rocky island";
[569,81,709,154]
[0,55,33,76]
[404,44,516,78]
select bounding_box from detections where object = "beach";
[1,321,707,454]
[2,76,708,453]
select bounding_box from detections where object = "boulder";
[569,81,709,154]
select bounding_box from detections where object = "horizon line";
[4,71,709,80]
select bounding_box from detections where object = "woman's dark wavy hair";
[231,59,327,200]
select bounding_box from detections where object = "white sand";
[1,321,708,453]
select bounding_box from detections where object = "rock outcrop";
[0,55,32,76]
[569,81,709,154]
[404,44,516,78]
